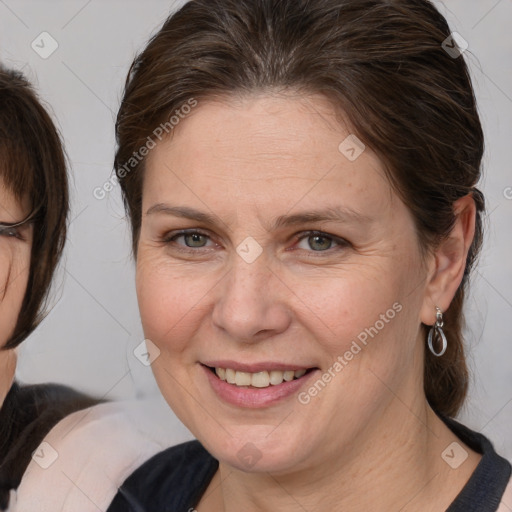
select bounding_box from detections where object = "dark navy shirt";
[107,417,510,512]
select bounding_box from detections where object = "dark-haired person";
[103,0,511,510]
[0,65,101,510]
[8,63,189,510]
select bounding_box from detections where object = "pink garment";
[12,399,192,512]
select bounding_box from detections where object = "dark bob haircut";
[114,0,485,418]
[0,64,69,350]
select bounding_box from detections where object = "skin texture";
[136,94,480,511]
[0,179,32,406]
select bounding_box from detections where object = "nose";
[211,254,292,343]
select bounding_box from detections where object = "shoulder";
[13,398,193,512]
[123,439,214,484]
[108,440,218,512]
[440,416,511,510]
[0,382,99,508]
[498,476,512,511]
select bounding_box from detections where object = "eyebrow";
[145,204,372,230]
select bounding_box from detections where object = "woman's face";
[0,179,32,405]
[137,94,433,473]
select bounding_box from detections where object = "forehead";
[142,93,395,220]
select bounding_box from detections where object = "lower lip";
[202,365,317,408]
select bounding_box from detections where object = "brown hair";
[114,0,485,417]
[0,65,69,349]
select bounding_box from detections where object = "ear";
[420,194,476,325]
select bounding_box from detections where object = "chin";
[198,426,311,474]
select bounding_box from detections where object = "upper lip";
[202,361,315,373]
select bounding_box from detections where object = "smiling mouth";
[205,365,317,388]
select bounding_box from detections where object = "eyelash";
[162,229,349,257]
[0,225,24,240]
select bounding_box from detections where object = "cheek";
[0,248,30,345]
[291,251,423,363]
[135,253,213,351]
[0,252,11,297]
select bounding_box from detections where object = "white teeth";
[226,368,236,384]
[283,370,295,382]
[269,370,285,385]
[251,371,270,388]
[213,367,309,388]
[235,371,252,386]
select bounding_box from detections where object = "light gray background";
[0,1,511,458]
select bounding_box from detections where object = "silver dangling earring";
[428,306,447,357]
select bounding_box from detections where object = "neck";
[199,397,480,512]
